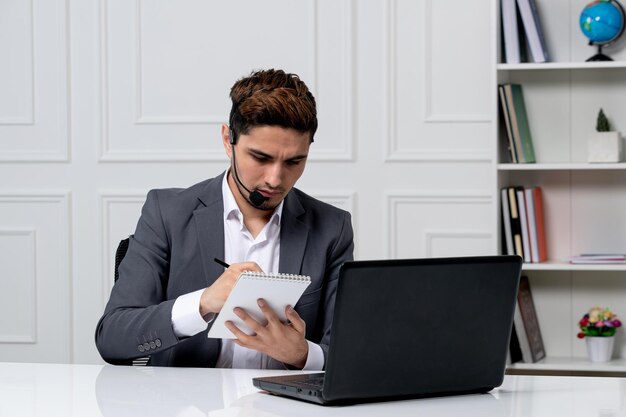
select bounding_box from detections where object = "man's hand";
[225,299,308,369]
[199,262,263,317]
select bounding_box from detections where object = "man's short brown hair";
[228,69,317,143]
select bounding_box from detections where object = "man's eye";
[252,155,268,162]
[286,159,303,166]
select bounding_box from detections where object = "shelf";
[522,260,626,272]
[498,163,626,171]
[507,356,626,375]
[497,61,626,71]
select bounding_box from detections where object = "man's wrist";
[171,289,210,338]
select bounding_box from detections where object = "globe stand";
[586,43,614,62]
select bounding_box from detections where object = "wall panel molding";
[423,0,490,124]
[383,0,491,162]
[0,0,70,162]
[424,229,493,257]
[0,229,37,343]
[386,192,492,258]
[99,0,354,162]
[0,191,71,362]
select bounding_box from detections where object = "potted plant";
[588,108,623,162]
[577,306,622,362]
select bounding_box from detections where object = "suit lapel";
[194,173,226,286]
[279,191,309,275]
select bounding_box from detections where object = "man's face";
[222,124,311,211]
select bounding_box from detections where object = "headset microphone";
[229,128,269,208]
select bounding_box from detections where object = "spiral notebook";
[207,271,311,339]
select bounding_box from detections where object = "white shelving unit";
[494,0,626,375]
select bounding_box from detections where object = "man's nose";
[265,163,283,188]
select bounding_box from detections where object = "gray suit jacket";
[95,173,354,367]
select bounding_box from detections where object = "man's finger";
[224,320,254,340]
[285,305,306,334]
[257,298,281,325]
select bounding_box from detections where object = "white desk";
[1,362,625,416]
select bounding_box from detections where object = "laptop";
[253,255,522,405]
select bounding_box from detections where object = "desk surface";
[1,362,625,417]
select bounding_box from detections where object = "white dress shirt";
[170,171,323,370]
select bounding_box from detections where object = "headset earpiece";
[229,128,236,145]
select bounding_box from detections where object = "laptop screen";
[322,256,522,402]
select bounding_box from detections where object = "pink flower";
[613,319,622,328]
[596,321,605,327]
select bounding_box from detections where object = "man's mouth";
[257,189,281,198]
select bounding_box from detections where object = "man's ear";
[221,124,232,159]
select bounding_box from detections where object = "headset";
[228,126,268,207]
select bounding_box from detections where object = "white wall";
[0,0,494,364]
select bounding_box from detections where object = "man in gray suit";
[95,69,354,370]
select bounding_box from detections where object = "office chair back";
[114,237,130,283]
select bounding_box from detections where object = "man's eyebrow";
[248,148,308,161]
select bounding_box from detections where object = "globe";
[579,0,626,61]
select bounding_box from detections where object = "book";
[501,0,521,63]
[506,84,536,163]
[513,276,546,363]
[525,187,547,262]
[509,323,524,364]
[516,0,548,63]
[567,254,626,264]
[507,187,524,258]
[501,188,514,255]
[498,85,518,163]
[207,271,311,339]
[512,301,532,363]
[516,187,532,263]
[503,84,526,163]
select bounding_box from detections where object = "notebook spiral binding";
[241,271,311,282]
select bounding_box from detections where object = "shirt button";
[138,345,145,353]
[155,338,162,347]
[143,342,150,351]
[150,341,156,349]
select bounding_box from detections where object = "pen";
[214,258,230,268]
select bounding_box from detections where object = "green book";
[509,84,536,163]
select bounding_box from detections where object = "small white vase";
[585,336,615,362]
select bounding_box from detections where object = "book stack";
[501,186,547,263]
[498,83,536,163]
[510,276,546,364]
[500,0,548,63]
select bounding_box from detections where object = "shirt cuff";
[302,340,324,371]
[171,289,209,338]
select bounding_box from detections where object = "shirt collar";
[221,169,283,226]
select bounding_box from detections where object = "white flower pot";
[588,131,623,163]
[585,336,615,362]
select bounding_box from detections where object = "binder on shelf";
[501,0,521,63]
[516,0,548,63]
[516,187,532,263]
[207,271,311,339]
[507,187,524,259]
[504,84,536,163]
[498,85,518,163]
[525,187,547,262]
[501,188,515,256]
[512,276,546,363]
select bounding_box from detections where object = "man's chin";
[252,195,284,211]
